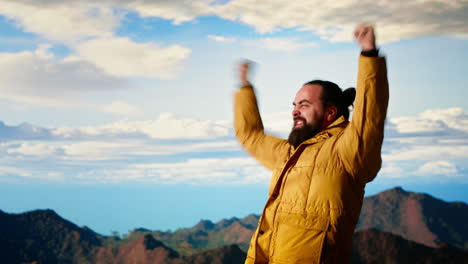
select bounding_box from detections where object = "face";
[292,84,326,130]
[288,84,326,147]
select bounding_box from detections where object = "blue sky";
[0,0,468,235]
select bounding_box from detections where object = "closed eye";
[293,99,312,108]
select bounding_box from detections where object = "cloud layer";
[119,0,468,43]
[0,45,128,106]
[1,107,467,184]
[2,0,466,44]
[0,0,466,109]
[0,1,193,107]
[0,1,118,42]
[0,1,467,184]
[75,37,191,79]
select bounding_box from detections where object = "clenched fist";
[239,60,253,87]
[354,23,376,51]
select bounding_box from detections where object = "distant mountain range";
[0,208,246,264]
[1,187,468,264]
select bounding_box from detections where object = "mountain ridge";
[357,186,468,249]
[2,187,468,263]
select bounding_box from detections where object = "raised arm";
[338,24,389,183]
[234,61,290,170]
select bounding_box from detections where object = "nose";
[292,109,300,118]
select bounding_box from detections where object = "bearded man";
[234,24,389,264]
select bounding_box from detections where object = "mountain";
[123,187,468,255]
[352,229,468,264]
[0,209,101,263]
[1,187,468,263]
[0,209,245,264]
[94,234,183,264]
[122,214,258,255]
[357,186,468,250]
[185,245,246,264]
[96,236,246,264]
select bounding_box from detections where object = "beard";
[287,117,322,148]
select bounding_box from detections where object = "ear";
[325,106,338,122]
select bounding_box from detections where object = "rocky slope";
[357,186,468,249]
[2,187,468,263]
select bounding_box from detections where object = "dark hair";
[303,80,356,120]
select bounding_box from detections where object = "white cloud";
[245,38,317,52]
[62,141,138,160]
[0,38,191,107]
[208,35,317,51]
[0,112,231,141]
[1,144,269,183]
[160,140,240,154]
[0,1,118,42]
[1,0,466,47]
[7,143,60,157]
[101,101,144,117]
[390,108,468,135]
[128,140,240,156]
[383,145,468,162]
[1,107,468,184]
[416,160,460,176]
[2,106,467,144]
[1,0,464,113]
[379,108,468,181]
[0,46,127,107]
[0,137,241,164]
[138,112,228,138]
[132,157,270,184]
[0,2,194,108]
[2,108,467,144]
[0,166,33,178]
[74,37,191,79]
[419,108,468,133]
[379,163,406,178]
[53,112,230,140]
[0,165,64,181]
[391,118,450,134]
[118,0,468,44]
[120,0,215,25]
[214,0,468,43]
[208,35,236,42]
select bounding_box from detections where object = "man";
[234,24,389,264]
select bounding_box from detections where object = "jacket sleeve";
[337,55,389,183]
[234,85,290,170]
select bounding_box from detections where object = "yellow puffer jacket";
[234,55,389,264]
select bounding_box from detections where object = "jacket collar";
[300,116,348,145]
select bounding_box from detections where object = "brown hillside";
[185,244,246,264]
[221,221,253,243]
[357,187,468,249]
[0,209,100,263]
[95,234,182,264]
[352,229,468,264]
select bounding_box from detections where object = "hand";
[239,60,253,86]
[354,23,376,51]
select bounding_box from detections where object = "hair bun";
[342,88,356,107]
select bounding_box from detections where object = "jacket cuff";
[240,84,254,90]
[361,48,379,57]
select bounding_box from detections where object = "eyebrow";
[292,99,312,106]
